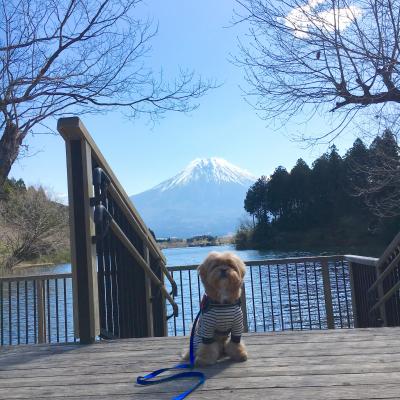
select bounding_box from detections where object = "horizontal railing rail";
[0,273,74,346]
[165,255,373,336]
[167,255,345,271]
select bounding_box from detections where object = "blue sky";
[10,0,360,200]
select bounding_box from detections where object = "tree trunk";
[0,123,23,196]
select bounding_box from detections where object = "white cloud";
[283,0,362,38]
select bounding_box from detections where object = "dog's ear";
[238,261,246,278]
[198,252,220,281]
[226,252,246,278]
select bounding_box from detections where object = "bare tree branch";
[234,0,400,140]
[0,0,214,188]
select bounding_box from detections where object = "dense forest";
[235,131,400,256]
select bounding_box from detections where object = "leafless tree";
[0,0,212,190]
[347,129,400,218]
[0,186,69,271]
[234,0,400,140]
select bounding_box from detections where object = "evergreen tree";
[266,166,290,222]
[289,159,311,228]
[244,176,269,224]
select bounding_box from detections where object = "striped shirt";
[194,299,243,349]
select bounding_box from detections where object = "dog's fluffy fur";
[183,251,248,366]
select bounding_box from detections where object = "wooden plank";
[2,351,400,374]
[3,363,400,389]
[40,387,400,400]
[2,330,398,353]
[2,371,400,398]
[3,357,400,381]
[2,341,400,370]
[26,386,400,400]
[2,327,400,356]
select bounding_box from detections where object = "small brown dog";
[184,251,248,366]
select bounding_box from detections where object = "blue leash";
[136,310,205,400]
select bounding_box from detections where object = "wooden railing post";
[58,119,99,344]
[36,280,46,344]
[160,262,168,337]
[240,284,249,333]
[321,260,335,329]
[376,264,388,327]
[143,245,154,337]
[348,262,359,328]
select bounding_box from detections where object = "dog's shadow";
[198,356,240,379]
[134,356,243,396]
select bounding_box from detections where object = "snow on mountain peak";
[154,157,256,192]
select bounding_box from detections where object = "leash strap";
[136,310,205,400]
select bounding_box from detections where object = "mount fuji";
[130,158,256,238]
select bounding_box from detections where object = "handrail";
[100,171,176,291]
[57,117,165,264]
[365,231,400,324]
[344,255,378,267]
[96,206,178,316]
[368,251,400,294]
[376,230,400,270]
[0,273,72,282]
[167,255,345,271]
[370,281,400,313]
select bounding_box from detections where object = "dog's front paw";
[195,342,220,366]
[224,340,248,362]
[195,355,216,367]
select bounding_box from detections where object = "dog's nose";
[220,269,227,277]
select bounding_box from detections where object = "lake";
[7,244,313,276]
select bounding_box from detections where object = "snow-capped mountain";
[130,158,256,238]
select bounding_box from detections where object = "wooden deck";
[1,328,400,400]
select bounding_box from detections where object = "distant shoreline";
[157,236,233,250]
[11,262,55,271]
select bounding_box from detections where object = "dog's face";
[198,252,246,303]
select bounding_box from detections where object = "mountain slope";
[130,158,256,238]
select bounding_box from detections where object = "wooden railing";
[346,255,380,328]
[165,255,381,336]
[1,252,399,346]
[0,273,73,346]
[367,232,400,326]
[57,117,178,343]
